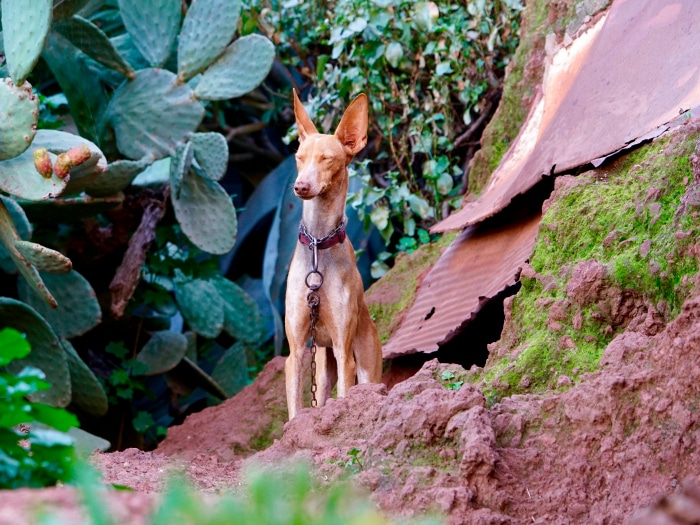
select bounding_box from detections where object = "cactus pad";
[210,341,250,398]
[118,0,180,68]
[17,270,101,339]
[62,339,108,416]
[54,16,135,79]
[52,0,91,19]
[135,330,188,376]
[195,35,275,101]
[106,68,205,160]
[14,241,72,273]
[173,275,225,339]
[171,169,237,254]
[0,198,57,307]
[0,297,71,407]
[0,78,39,160]
[177,0,242,81]
[170,141,194,197]
[86,157,152,197]
[212,276,265,343]
[0,196,32,261]
[191,132,229,181]
[1,0,53,84]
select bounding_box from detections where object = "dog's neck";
[300,170,349,238]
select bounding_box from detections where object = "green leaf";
[384,42,402,68]
[190,132,229,181]
[173,276,225,339]
[0,328,30,366]
[0,78,39,161]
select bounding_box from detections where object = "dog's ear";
[293,89,318,143]
[335,93,368,158]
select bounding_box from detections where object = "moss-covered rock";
[476,123,700,400]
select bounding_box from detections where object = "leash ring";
[305,270,324,290]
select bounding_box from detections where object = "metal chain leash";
[305,240,324,408]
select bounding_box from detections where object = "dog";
[284,89,383,421]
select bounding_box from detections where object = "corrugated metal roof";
[383,210,541,359]
[432,0,700,233]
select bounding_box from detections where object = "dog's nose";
[294,180,310,196]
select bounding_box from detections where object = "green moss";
[476,128,700,400]
[367,233,457,343]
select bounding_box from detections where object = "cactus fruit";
[118,0,181,68]
[135,330,188,376]
[211,276,265,343]
[0,78,39,161]
[17,270,101,339]
[53,153,72,179]
[177,0,242,82]
[195,35,276,101]
[0,297,71,407]
[170,168,238,255]
[106,68,205,160]
[1,0,53,85]
[33,148,53,178]
[66,145,92,165]
[61,339,108,416]
[53,15,135,79]
[173,272,225,339]
[210,341,250,398]
[191,132,229,181]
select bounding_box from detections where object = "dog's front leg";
[315,347,337,407]
[285,345,305,421]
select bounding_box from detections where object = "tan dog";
[284,90,383,421]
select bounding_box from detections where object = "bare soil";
[2,285,700,524]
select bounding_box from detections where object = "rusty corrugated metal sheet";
[432,0,700,233]
[383,210,541,359]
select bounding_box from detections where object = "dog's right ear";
[293,89,319,143]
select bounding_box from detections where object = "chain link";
[307,289,320,408]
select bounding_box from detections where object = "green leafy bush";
[0,328,77,489]
[245,0,522,258]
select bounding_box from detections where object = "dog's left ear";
[335,93,368,158]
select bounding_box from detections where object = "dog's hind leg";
[353,313,383,384]
[314,347,337,407]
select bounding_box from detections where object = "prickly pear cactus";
[173,271,225,339]
[0,79,39,161]
[62,339,108,416]
[210,341,250,398]
[211,276,265,343]
[135,330,188,376]
[17,270,101,339]
[0,298,71,407]
[177,0,242,82]
[1,0,53,84]
[118,0,180,68]
[191,132,229,181]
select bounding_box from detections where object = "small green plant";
[440,370,463,391]
[0,327,78,489]
[73,462,443,525]
[332,447,364,475]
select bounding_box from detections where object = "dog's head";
[292,90,368,200]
